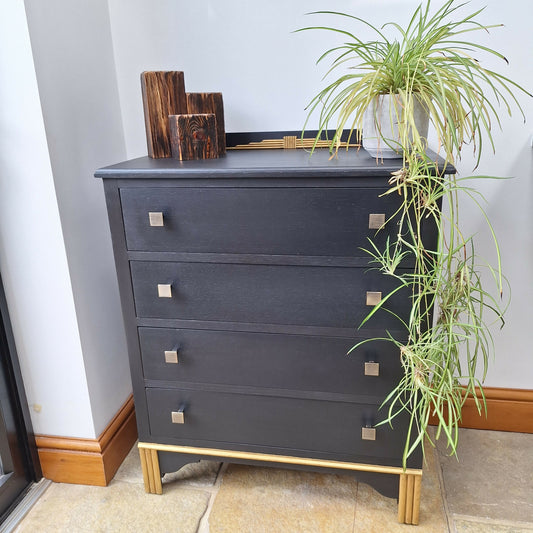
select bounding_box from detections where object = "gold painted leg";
[138,445,163,494]
[398,473,422,525]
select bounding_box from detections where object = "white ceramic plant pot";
[362,94,429,159]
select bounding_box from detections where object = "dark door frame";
[0,274,41,520]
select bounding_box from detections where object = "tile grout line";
[451,513,533,530]
[196,462,228,533]
[432,443,456,533]
[350,480,359,533]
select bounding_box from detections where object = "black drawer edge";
[128,251,377,268]
[142,380,389,405]
[136,318,407,339]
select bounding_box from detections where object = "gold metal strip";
[137,442,422,477]
[138,447,151,493]
[145,448,155,493]
[283,136,297,149]
[227,138,360,151]
[398,473,407,523]
[150,449,163,494]
[412,474,422,525]
[406,474,415,524]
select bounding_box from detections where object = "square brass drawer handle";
[164,349,179,364]
[157,284,173,298]
[366,291,382,306]
[362,426,376,441]
[149,212,164,226]
[368,213,386,230]
[171,405,185,424]
[364,361,380,376]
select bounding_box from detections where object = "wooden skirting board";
[429,387,533,433]
[35,395,137,486]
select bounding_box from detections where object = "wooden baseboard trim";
[35,394,137,486]
[429,387,533,433]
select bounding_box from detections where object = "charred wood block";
[186,92,226,155]
[141,71,187,158]
[169,113,219,161]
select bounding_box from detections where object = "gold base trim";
[137,442,421,476]
[138,441,422,525]
[139,446,162,494]
[398,473,422,525]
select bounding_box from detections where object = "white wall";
[24,0,132,437]
[108,0,533,388]
[447,2,533,388]
[0,0,94,438]
[108,0,361,158]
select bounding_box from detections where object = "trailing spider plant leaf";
[302,0,529,468]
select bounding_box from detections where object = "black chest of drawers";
[96,148,430,524]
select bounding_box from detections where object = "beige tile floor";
[12,428,533,533]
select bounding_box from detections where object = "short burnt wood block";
[169,113,218,161]
[186,92,226,155]
[141,71,187,159]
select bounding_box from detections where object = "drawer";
[130,261,410,329]
[146,387,406,461]
[120,187,401,256]
[139,327,403,395]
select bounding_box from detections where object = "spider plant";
[298,0,527,166]
[354,155,511,466]
[299,0,530,467]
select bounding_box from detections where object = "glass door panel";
[0,276,40,521]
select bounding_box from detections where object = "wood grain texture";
[36,395,137,486]
[119,186,404,258]
[101,407,138,484]
[37,449,104,486]
[186,92,226,154]
[141,71,187,158]
[169,113,218,161]
[428,387,533,433]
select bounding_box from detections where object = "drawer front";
[139,327,403,395]
[130,261,410,329]
[120,187,401,255]
[147,388,406,461]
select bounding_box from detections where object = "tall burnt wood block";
[141,71,187,158]
[169,113,218,161]
[186,92,226,155]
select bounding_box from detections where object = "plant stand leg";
[139,445,162,494]
[398,472,422,525]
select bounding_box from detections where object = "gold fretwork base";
[137,442,423,525]
[139,446,162,494]
[227,135,360,151]
[398,472,422,525]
